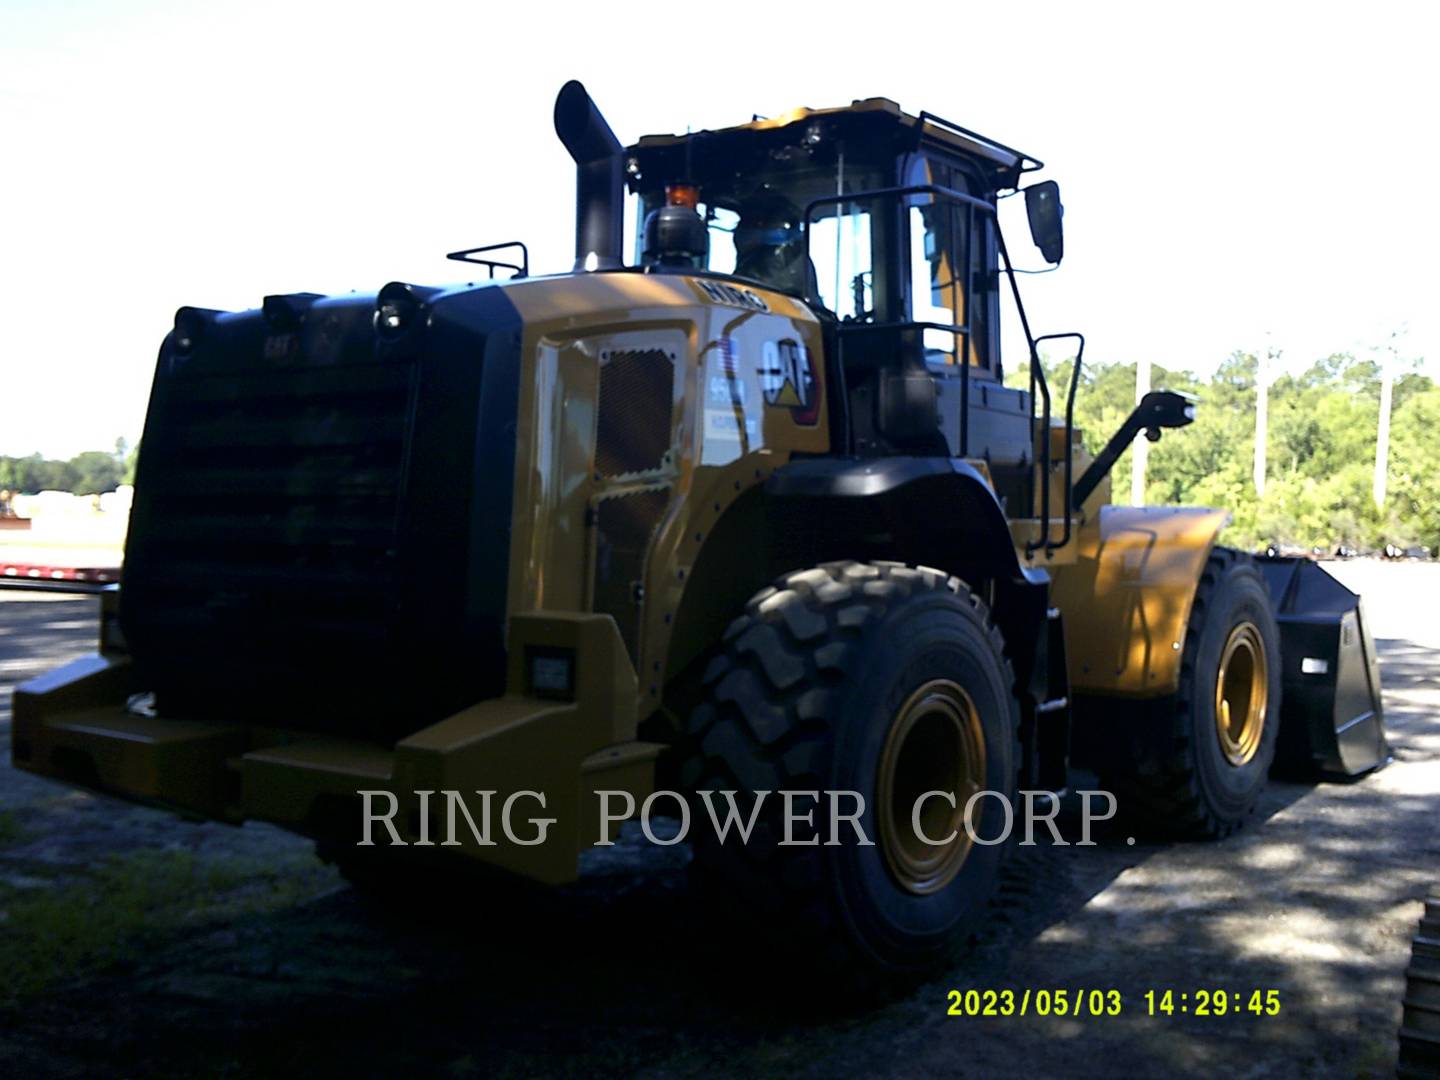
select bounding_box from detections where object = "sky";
[1,0,1434,458]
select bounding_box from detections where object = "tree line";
[0,439,137,498]
[1023,349,1437,553]
[3,349,1435,552]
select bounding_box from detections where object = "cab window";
[905,156,990,369]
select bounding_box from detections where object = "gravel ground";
[0,561,1436,1079]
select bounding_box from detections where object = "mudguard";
[1049,505,1230,697]
[765,456,1025,579]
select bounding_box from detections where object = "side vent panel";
[595,349,673,477]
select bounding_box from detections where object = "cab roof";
[630,97,1042,191]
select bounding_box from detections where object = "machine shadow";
[23,774,1312,1077]
[13,633,1429,1079]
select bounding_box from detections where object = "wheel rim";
[876,679,986,895]
[1214,621,1268,767]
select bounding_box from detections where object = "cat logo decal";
[758,338,820,425]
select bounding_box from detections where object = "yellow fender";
[1049,505,1231,697]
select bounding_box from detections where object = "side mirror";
[1024,180,1064,264]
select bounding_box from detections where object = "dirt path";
[1,563,1436,1078]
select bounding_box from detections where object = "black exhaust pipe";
[554,80,624,272]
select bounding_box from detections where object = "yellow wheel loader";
[13,81,1388,983]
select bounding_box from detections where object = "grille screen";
[122,287,522,742]
[125,359,415,731]
[595,349,673,477]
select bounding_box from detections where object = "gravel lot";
[0,561,1436,1078]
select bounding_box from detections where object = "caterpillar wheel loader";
[13,81,1389,984]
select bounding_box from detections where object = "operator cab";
[625,99,1067,518]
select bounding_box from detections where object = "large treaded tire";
[1099,546,1282,839]
[1398,888,1440,1079]
[681,560,1020,986]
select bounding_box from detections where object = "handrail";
[803,182,1070,550]
[915,111,1045,174]
[803,182,997,229]
[993,227,1058,556]
[446,240,530,279]
[1031,333,1085,553]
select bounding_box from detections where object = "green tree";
[1003,343,1433,552]
[34,458,79,492]
[69,451,124,495]
[1387,384,1440,551]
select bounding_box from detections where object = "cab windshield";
[631,137,885,321]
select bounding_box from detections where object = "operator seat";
[733,194,818,298]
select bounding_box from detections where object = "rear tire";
[1100,547,1281,838]
[681,561,1020,985]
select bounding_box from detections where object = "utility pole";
[1374,338,1396,509]
[1131,356,1151,506]
[1253,347,1269,498]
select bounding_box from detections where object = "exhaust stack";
[554,80,624,272]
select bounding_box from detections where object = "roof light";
[666,184,699,210]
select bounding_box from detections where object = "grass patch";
[0,846,332,1004]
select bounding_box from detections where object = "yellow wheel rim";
[876,679,986,895]
[1215,621,1268,767]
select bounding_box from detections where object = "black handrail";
[993,227,1059,556]
[803,182,1071,554]
[446,240,530,279]
[1031,333,1085,553]
[915,112,1045,174]
[803,182,996,229]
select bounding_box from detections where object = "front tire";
[682,561,1019,983]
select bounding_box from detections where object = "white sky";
[1,0,1434,458]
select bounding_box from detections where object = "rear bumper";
[12,612,661,885]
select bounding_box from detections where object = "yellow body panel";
[14,273,827,885]
[503,272,828,713]
[1048,505,1230,697]
[14,613,654,885]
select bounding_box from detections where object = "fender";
[1049,504,1230,697]
[765,456,1026,580]
[763,457,1053,738]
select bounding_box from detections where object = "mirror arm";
[1072,390,1198,510]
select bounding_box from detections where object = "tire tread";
[682,560,1018,985]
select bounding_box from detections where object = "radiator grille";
[124,353,417,730]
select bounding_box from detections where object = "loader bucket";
[1258,557,1389,778]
